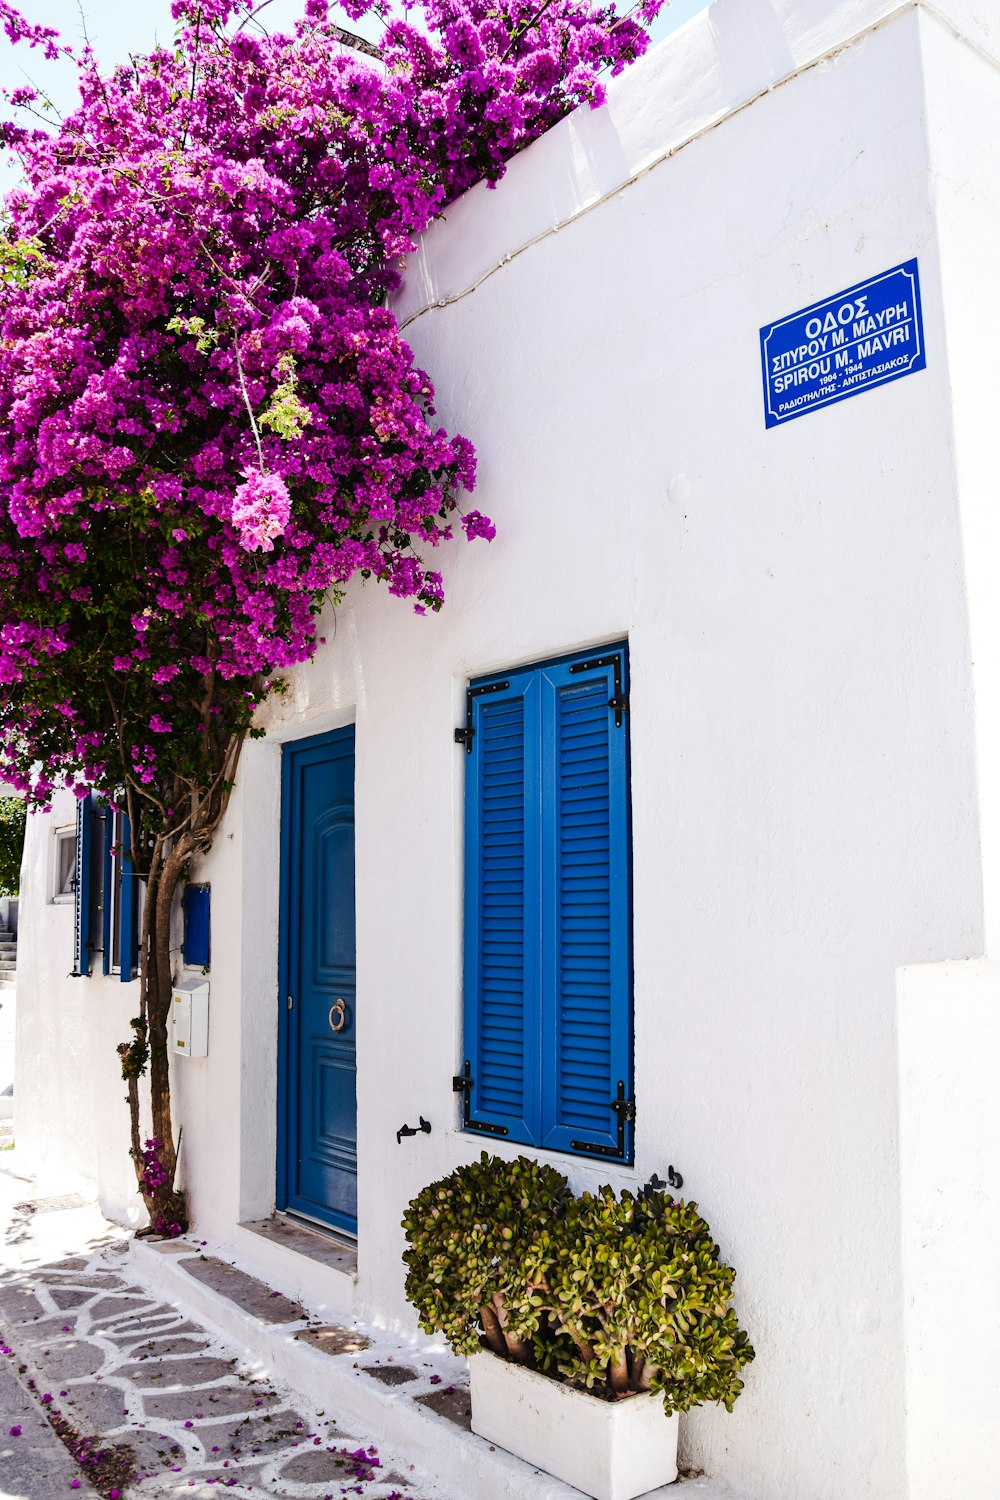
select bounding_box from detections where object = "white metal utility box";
[172,979,209,1058]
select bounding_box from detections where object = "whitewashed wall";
[16,789,148,1217]
[17,3,1000,1497]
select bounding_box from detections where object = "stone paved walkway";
[0,1353,100,1495]
[0,1169,451,1499]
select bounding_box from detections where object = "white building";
[15,1,1000,1496]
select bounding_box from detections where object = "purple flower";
[462,510,496,542]
[231,470,291,554]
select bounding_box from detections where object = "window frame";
[52,825,77,905]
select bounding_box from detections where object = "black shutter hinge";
[454,679,510,753]
[572,1079,635,1160]
[569,651,629,728]
[452,1060,509,1136]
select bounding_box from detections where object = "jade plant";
[402,1152,571,1363]
[402,1153,754,1415]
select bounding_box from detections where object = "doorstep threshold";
[239,1212,359,1276]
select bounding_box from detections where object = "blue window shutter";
[463,670,542,1143]
[73,795,93,977]
[539,648,632,1160]
[183,885,211,968]
[102,806,114,975]
[119,814,138,982]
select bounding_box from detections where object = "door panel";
[278,728,357,1235]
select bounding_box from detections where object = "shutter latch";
[607,692,629,726]
[453,1059,509,1137]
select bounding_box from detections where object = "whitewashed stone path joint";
[0,1241,449,1499]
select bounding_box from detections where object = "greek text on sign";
[760,260,926,428]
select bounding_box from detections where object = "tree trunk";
[116,728,247,1236]
[122,833,194,1235]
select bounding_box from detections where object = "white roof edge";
[392,0,990,329]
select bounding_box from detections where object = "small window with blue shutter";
[182,885,211,969]
[70,795,107,974]
[69,796,137,979]
[458,642,634,1163]
[102,804,139,981]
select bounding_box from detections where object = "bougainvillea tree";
[0,0,662,1232]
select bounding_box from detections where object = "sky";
[0,0,712,149]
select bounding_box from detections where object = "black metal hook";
[642,1166,684,1198]
[396,1116,432,1145]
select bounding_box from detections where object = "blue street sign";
[760,259,926,428]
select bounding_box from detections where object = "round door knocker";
[329,998,348,1034]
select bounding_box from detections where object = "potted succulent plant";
[403,1153,754,1500]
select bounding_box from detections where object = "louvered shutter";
[463,670,542,1141]
[119,814,138,982]
[538,650,632,1158]
[73,796,93,977]
[102,806,114,975]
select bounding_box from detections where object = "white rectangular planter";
[469,1353,679,1500]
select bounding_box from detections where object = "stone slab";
[115,1427,185,1473]
[127,1334,214,1359]
[294,1322,371,1355]
[192,1407,312,1456]
[50,1286,94,1309]
[133,1462,268,1496]
[240,1215,359,1276]
[26,1336,106,1378]
[143,1383,281,1421]
[13,1193,89,1215]
[180,1256,306,1324]
[102,1319,205,1349]
[364,1363,419,1386]
[414,1386,473,1431]
[0,1283,46,1323]
[88,1293,159,1322]
[61,1378,134,1428]
[279,1446,357,1481]
[120,1355,239,1388]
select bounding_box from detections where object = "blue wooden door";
[278,727,357,1235]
